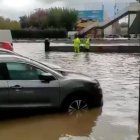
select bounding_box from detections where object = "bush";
[11,28,67,39]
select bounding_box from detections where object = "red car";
[0,42,13,51]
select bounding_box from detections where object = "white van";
[68,31,78,39]
[0,30,12,43]
[0,30,13,51]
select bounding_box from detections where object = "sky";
[0,0,136,21]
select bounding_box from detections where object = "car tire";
[63,96,90,114]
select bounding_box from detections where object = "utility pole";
[139,69,140,124]
[136,4,140,124]
[139,31,140,125]
[114,0,117,16]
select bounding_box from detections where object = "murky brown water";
[0,43,139,140]
[0,108,102,140]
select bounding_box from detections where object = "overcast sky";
[0,0,136,20]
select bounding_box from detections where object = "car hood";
[41,61,93,81]
[65,73,91,81]
[59,70,92,81]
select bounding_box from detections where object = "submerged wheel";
[68,99,88,113]
[63,96,90,114]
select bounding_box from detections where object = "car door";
[0,63,9,105]
[6,62,60,107]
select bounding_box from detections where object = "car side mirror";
[39,73,55,82]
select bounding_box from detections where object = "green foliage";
[29,9,48,29]
[19,8,78,31]
[19,15,30,29]
[0,16,21,30]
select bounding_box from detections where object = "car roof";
[0,49,63,72]
[0,49,32,63]
[0,54,53,72]
[0,51,64,78]
[0,48,15,54]
[0,42,10,44]
[0,54,29,63]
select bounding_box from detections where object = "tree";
[47,8,78,31]
[0,16,21,30]
[19,15,30,28]
[19,8,78,31]
[61,8,78,31]
[29,8,48,29]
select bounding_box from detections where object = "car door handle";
[10,85,23,89]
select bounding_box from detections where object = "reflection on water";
[0,108,102,140]
[4,43,139,140]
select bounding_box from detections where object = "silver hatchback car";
[0,52,103,114]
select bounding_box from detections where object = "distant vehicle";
[0,30,13,51]
[106,34,121,38]
[0,51,103,114]
[0,42,13,51]
[0,30,12,43]
[68,31,78,39]
[123,34,131,38]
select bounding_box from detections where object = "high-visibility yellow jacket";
[85,38,90,49]
[73,37,81,48]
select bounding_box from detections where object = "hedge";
[11,29,67,39]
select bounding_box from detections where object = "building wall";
[104,25,112,36]
[112,21,121,35]
[86,28,104,38]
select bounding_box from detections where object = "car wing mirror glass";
[39,73,55,82]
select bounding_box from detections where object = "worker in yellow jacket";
[84,36,90,52]
[73,34,81,53]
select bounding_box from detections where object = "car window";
[0,63,9,80]
[6,62,53,80]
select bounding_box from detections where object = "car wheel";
[64,97,89,114]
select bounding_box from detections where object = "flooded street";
[0,42,139,140]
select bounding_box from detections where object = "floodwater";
[1,42,139,140]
